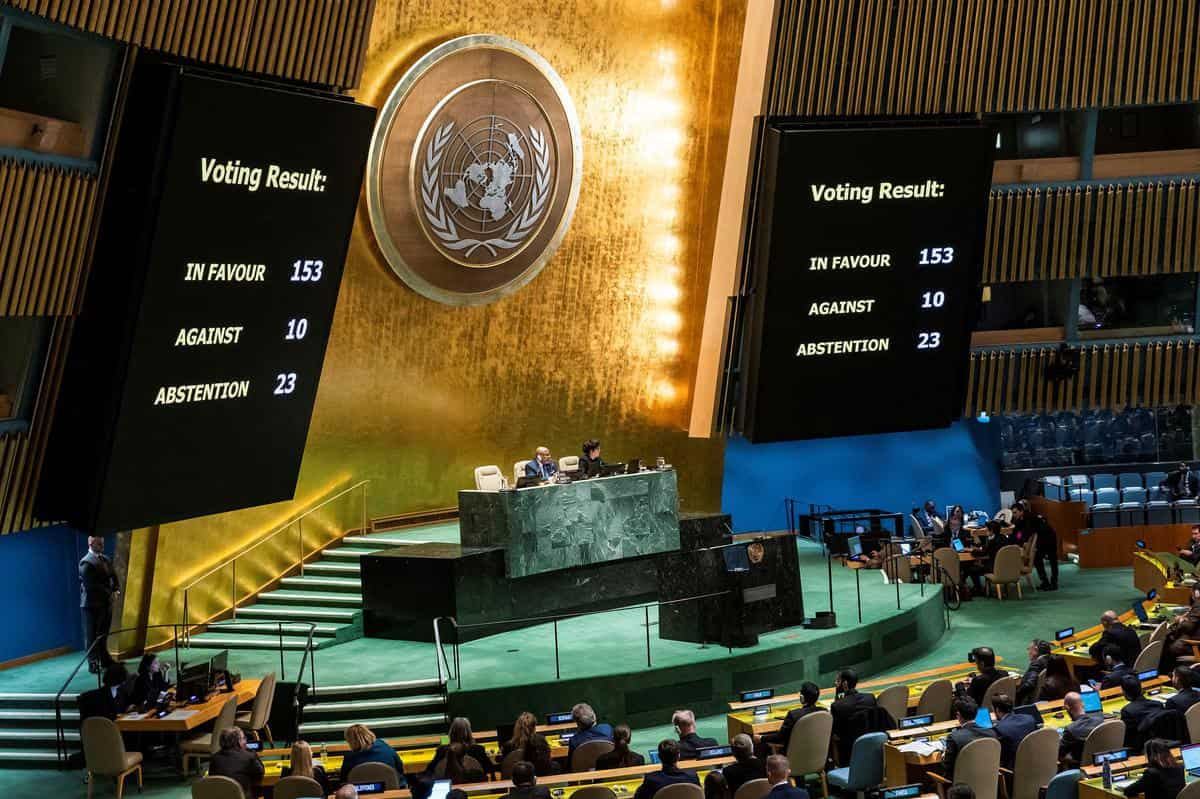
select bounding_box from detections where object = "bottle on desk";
[1102,758,1112,789]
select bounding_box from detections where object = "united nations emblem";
[366,36,583,305]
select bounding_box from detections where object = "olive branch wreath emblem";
[420,121,552,259]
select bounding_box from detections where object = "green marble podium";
[458,470,680,578]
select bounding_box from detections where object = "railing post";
[232,560,237,619]
[553,618,560,680]
[644,605,652,667]
[362,482,368,537]
[299,520,304,576]
[278,622,286,680]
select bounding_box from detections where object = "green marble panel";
[458,470,680,578]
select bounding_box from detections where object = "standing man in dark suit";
[1012,500,1059,591]
[79,535,119,673]
[1089,611,1143,668]
[961,648,1009,706]
[1059,692,1103,767]
[942,698,999,780]
[1163,463,1197,502]
[1167,666,1200,714]
[524,447,558,482]
[764,755,809,799]
[830,670,876,744]
[505,762,551,799]
[759,682,823,755]
[992,694,1036,769]
[1119,675,1164,748]
[633,740,700,799]
[672,709,717,760]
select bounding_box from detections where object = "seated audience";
[341,723,407,786]
[281,740,329,795]
[1119,675,1164,748]
[501,711,538,758]
[1058,692,1103,767]
[130,654,171,707]
[673,709,718,759]
[1099,646,1134,690]
[596,724,644,769]
[704,770,732,799]
[765,754,808,799]
[942,698,998,780]
[1122,739,1184,799]
[526,733,561,777]
[1167,666,1200,714]
[722,733,765,793]
[208,728,264,799]
[506,761,550,799]
[759,682,822,754]
[78,663,134,721]
[1039,654,1080,700]
[992,694,1035,770]
[569,702,614,754]
[1164,585,1200,671]
[633,740,700,799]
[1177,525,1200,567]
[960,647,1008,705]
[830,669,876,742]
[1016,640,1052,704]
[1089,611,1143,667]
[428,717,494,775]
[441,742,486,784]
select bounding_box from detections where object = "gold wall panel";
[126,0,745,644]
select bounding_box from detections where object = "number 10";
[921,291,946,308]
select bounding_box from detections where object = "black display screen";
[740,122,993,443]
[38,63,375,530]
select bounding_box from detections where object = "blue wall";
[0,524,85,662]
[721,421,1002,532]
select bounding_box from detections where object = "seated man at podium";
[524,447,558,482]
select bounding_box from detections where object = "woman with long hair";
[525,733,561,776]
[502,712,538,758]
[441,742,486,784]
[595,724,644,769]
[1038,654,1080,700]
[130,653,171,707]
[1121,739,1183,799]
[281,740,329,795]
[704,770,732,799]
[428,717,495,775]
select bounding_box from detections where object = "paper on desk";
[897,740,943,756]
[121,712,147,721]
[162,710,199,720]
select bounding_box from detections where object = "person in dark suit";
[596,724,644,769]
[722,734,765,794]
[1058,692,1103,767]
[568,703,614,755]
[1012,500,1058,591]
[1163,463,1197,502]
[524,447,558,481]
[130,654,171,708]
[78,663,134,721]
[960,648,1009,706]
[1099,646,1135,690]
[79,536,119,673]
[1167,666,1200,714]
[579,440,606,478]
[633,740,700,799]
[208,728,264,799]
[1017,640,1052,704]
[992,694,1036,769]
[673,709,718,760]
[830,670,876,745]
[1122,739,1185,799]
[915,501,942,534]
[1039,655,1081,701]
[942,698,999,780]
[1089,611,1143,668]
[758,682,823,754]
[1119,675,1164,748]
[764,754,809,799]
[505,762,551,799]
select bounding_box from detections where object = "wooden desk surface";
[259,722,577,759]
[116,679,259,733]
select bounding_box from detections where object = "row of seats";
[1000,407,1194,469]
[1043,471,1200,527]
[473,456,582,490]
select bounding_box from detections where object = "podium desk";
[116,678,259,733]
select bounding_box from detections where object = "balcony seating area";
[1042,469,1199,527]
[1000,406,1194,469]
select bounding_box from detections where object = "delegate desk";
[1077,747,1195,799]
[116,678,259,733]
[1133,550,1195,605]
[882,675,1175,787]
[726,660,991,740]
[1049,601,1167,677]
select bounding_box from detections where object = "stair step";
[0,729,78,741]
[280,576,362,593]
[299,713,447,734]
[304,562,362,575]
[258,590,362,606]
[210,621,341,637]
[312,678,443,697]
[236,606,356,622]
[0,709,77,721]
[340,535,430,547]
[322,548,380,560]
[306,695,444,715]
[0,749,63,762]
[0,693,76,704]
[186,634,311,650]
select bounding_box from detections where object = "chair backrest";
[916,680,954,722]
[474,465,503,491]
[1123,487,1148,504]
[1118,472,1144,489]
[1180,782,1200,799]
[784,709,833,776]
[994,508,1013,524]
[1146,472,1169,489]
[733,778,771,799]
[348,761,401,789]
[909,515,926,539]
[843,731,886,791]
[1188,702,1200,744]
[514,460,531,483]
[559,455,580,473]
[1011,727,1060,799]
[81,717,127,775]
[1044,769,1082,799]
[246,672,276,729]
[191,775,246,799]
[570,739,615,771]
[1021,534,1038,562]
[209,695,238,754]
[982,675,1018,710]
[1094,487,1120,506]
[991,546,1024,583]
[1069,488,1094,504]
[953,737,1001,799]
[1092,474,1117,490]
[875,685,909,723]
[500,748,525,779]
[885,554,912,583]
[933,548,960,585]
[573,787,619,799]
[1133,640,1163,673]
[275,775,324,799]
[433,754,483,779]
[1080,719,1126,764]
[1148,621,1170,645]
[654,783,704,799]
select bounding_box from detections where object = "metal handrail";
[432,616,457,687]
[180,479,369,638]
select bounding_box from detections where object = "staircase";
[0,692,79,767]
[298,677,448,743]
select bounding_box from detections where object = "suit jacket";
[506,787,552,799]
[568,723,614,753]
[1017,656,1050,704]
[1166,687,1200,714]
[942,722,999,780]
[1120,697,1164,747]
[1164,470,1197,501]
[633,768,700,799]
[79,551,119,608]
[994,713,1037,769]
[767,782,810,799]
[579,456,605,477]
[1090,624,1143,668]
[722,757,766,793]
[677,732,718,761]
[1059,712,1103,764]
[1122,765,1185,799]
[1100,663,1134,690]
[760,705,823,750]
[830,690,877,741]
[966,668,1010,706]
[130,671,171,708]
[524,459,558,480]
[916,510,940,533]
[208,748,264,798]
[1015,514,1057,552]
[77,683,133,721]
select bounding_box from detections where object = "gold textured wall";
[125,0,744,643]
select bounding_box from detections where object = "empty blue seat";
[1122,487,1148,504]
[1091,487,1121,527]
[1118,472,1144,489]
[1146,501,1173,524]
[1093,487,1120,506]
[1120,487,1147,525]
[1092,473,1117,490]
[1042,477,1065,501]
[1146,471,1168,489]
[1176,499,1200,524]
[1069,488,1094,504]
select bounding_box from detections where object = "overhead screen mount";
[36,58,377,531]
[735,118,995,443]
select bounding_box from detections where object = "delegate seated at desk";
[579,439,605,478]
[1178,525,1200,566]
[941,698,999,780]
[633,740,700,799]
[1088,611,1143,668]
[525,447,558,482]
[1058,692,1103,767]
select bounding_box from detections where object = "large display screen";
[740,123,993,443]
[38,64,376,530]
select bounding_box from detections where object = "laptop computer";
[1182,743,1200,777]
[1081,689,1103,714]
[648,750,661,764]
[899,542,913,555]
[951,538,965,553]
[429,779,452,799]
[848,535,864,558]
[899,713,934,729]
[974,707,993,729]
[1014,704,1044,727]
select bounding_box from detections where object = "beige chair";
[784,709,832,797]
[82,717,143,799]
[235,671,275,745]
[559,455,580,473]
[574,787,619,799]
[1148,621,1170,646]
[734,779,771,799]
[1133,641,1163,673]
[275,775,324,799]
[884,554,912,583]
[994,509,1014,524]
[191,775,244,799]
[473,465,504,491]
[1035,669,1047,700]
[876,685,909,723]
[499,748,524,778]
[571,739,615,771]
[1079,719,1125,765]
[1019,534,1038,590]
[932,517,945,535]
[984,545,1025,599]
[981,675,1018,711]
[1181,783,1200,799]
[916,679,954,722]
[1003,726,1059,799]
[514,460,531,483]
[655,784,704,799]
[929,736,1000,799]
[1187,702,1200,743]
[908,515,926,538]
[181,694,237,773]
[349,761,402,788]
[933,547,961,591]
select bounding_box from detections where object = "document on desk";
[163,710,199,720]
[898,740,945,756]
[121,712,147,721]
